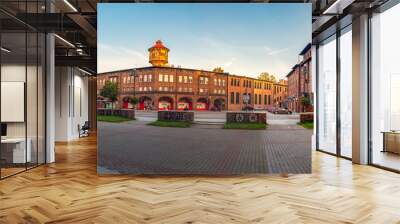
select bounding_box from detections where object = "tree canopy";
[212,67,224,73]
[258,72,277,82]
[100,81,118,102]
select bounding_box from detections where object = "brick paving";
[98,121,312,175]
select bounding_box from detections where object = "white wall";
[55,67,89,141]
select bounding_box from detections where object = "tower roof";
[148,40,169,51]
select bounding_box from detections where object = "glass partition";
[339,26,352,158]
[0,2,46,179]
[317,35,337,154]
[1,31,28,177]
[370,3,400,171]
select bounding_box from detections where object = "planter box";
[226,112,266,123]
[158,111,194,122]
[119,109,135,119]
[300,112,313,122]
[97,109,135,119]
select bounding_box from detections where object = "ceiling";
[0,0,389,74]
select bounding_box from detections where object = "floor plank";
[0,135,400,223]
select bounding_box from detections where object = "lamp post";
[131,68,136,98]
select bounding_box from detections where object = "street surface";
[98,115,311,175]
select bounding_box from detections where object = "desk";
[382,131,400,154]
[1,138,31,163]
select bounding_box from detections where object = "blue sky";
[98,3,311,79]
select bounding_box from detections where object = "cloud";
[222,57,236,68]
[98,43,148,73]
[265,47,289,56]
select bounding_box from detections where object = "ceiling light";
[54,34,75,48]
[78,67,93,76]
[63,0,78,12]
[323,0,355,15]
[1,47,11,53]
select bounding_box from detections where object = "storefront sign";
[196,102,206,110]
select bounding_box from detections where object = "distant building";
[286,43,313,113]
[97,40,288,111]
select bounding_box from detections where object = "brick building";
[286,43,313,113]
[97,40,287,111]
[273,79,288,108]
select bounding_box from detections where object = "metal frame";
[315,21,353,162]
[0,1,47,180]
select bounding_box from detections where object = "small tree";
[130,96,139,108]
[100,81,118,112]
[212,67,224,73]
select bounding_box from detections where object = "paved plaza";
[98,113,311,175]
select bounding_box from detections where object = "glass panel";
[1,31,27,177]
[340,27,352,158]
[38,33,45,165]
[371,3,400,171]
[27,31,38,169]
[317,35,337,154]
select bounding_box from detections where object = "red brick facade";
[286,43,313,113]
[97,40,288,111]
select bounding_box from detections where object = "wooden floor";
[1,135,400,224]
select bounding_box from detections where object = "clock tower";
[148,40,169,67]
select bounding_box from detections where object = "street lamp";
[131,68,136,98]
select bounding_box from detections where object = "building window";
[184,76,188,83]
[259,94,261,105]
[200,77,208,84]
[144,86,147,91]
[143,75,147,82]
[230,92,234,104]
[179,76,182,83]
[189,76,193,83]
[178,87,182,92]
[264,95,267,105]
[255,94,258,104]
[170,75,174,82]
[164,74,169,82]
[164,86,168,91]
[159,86,162,91]
[235,92,239,104]
[189,88,192,92]
[139,87,143,91]
[148,74,152,82]
[214,79,217,85]
[159,74,163,82]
